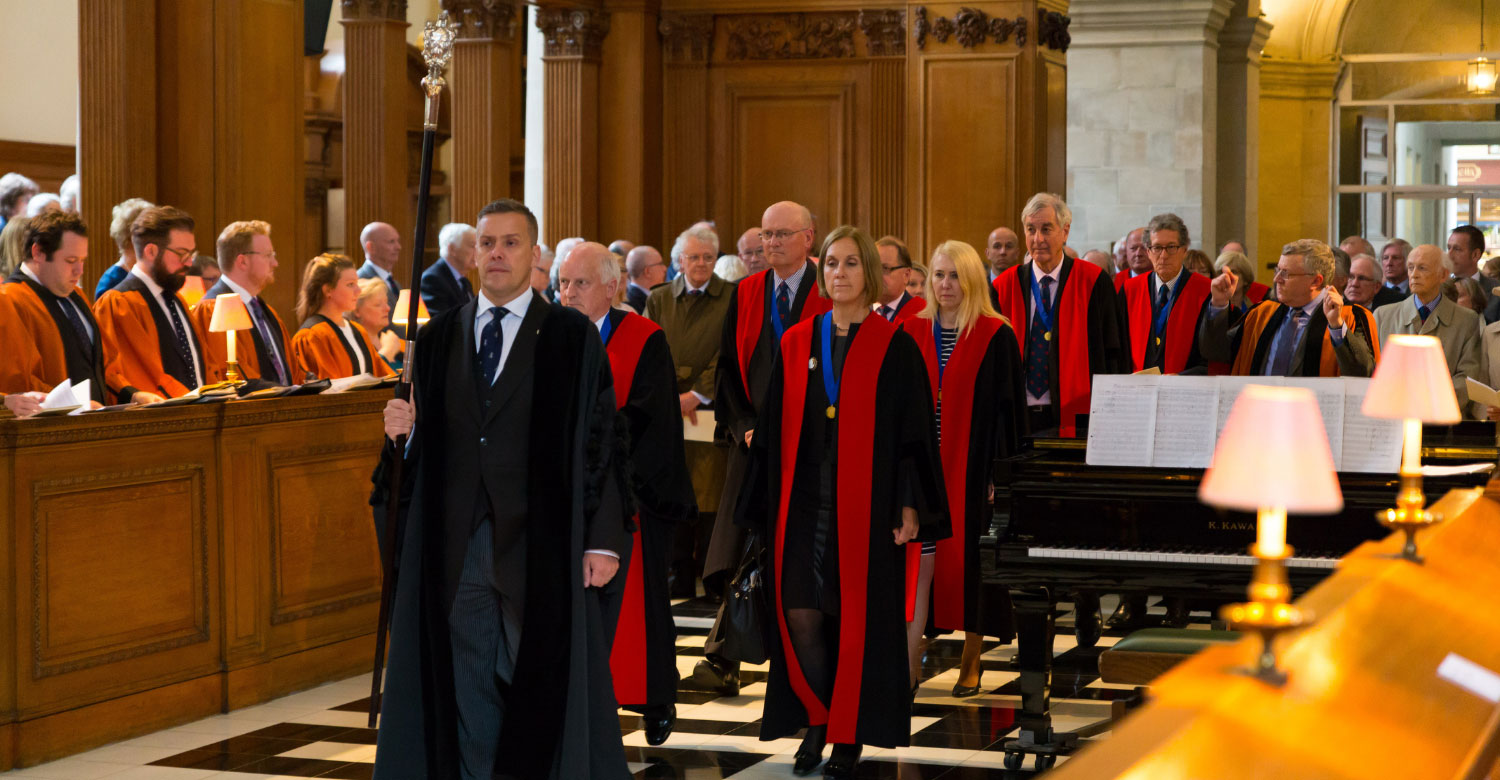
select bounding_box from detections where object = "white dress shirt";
[129,264,204,387]
[475,285,534,386]
[335,319,370,374]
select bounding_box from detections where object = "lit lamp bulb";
[1470,57,1499,96]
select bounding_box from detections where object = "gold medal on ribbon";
[1155,336,1162,346]
[826,405,837,419]
[1044,331,1052,341]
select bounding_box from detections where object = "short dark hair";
[131,205,195,257]
[1452,225,1486,254]
[876,235,911,268]
[476,199,539,246]
[24,210,87,260]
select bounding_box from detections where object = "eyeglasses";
[881,264,911,274]
[679,253,715,264]
[1147,244,1183,255]
[1273,267,1314,279]
[245,250,277,260]
[760,228,810,244]
[161,245,198,264]
[1348,274,1379,284]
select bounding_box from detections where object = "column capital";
[1068,0,1236,48]
[442,0,520,42]
[536,7,611,60]
[659,13,713,63]
[1259,57,1340,99]
[341,0,408,22]
[857,9,905,58]
[1217,14,1273,65]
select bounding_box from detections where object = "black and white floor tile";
[1,596,1170,779]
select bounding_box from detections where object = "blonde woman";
[291,253,393,380]
[902,240,1025,698]
[349,276,402,371]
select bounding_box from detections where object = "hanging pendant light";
[1470,0,1498,95]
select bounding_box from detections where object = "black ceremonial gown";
[370,301,631,780]
[736,313,948,749]
[901,315,1025,639]
[603,309,697,708]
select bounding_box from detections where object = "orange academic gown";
[290,315,394,380]
[1,274,107,402]
[93,276,210,401]
[0,287,45,395]
[189,283,295,384]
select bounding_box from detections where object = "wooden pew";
[1049,484,1500,779]
[0,393,387,769]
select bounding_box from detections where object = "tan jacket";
[644,274,735,400]
[1374,294,1485,419]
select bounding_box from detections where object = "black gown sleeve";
[990,323,1026,460]
[584,339,633,556]
[622,330,697,523]
[714,288,756,446]
[885,331,949,541]
[733,341,784,538]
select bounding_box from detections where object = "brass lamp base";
[1220,546,1312,687]
[1378,471,1441,564]
[198,361,246,395]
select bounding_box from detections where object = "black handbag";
[717,535,772,665]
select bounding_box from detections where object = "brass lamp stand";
[1220,533,1311,687]
[1378,458,1442,564]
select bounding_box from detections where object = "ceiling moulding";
[1069,0,1237,48]
[1259,57,1341,99]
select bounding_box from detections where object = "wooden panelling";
[341,10,411,263]
[154,0,216,260]
[544,57,601,244]
[0,142,75,194]
[915,55,1016,260]
[448,0,523,223]
[598,5,664,246]
[868,57,904,239]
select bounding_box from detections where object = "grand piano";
[983,424,1498,769]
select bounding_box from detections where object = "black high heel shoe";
[951,671,983,698]
[823,744,863,778]
[793,725,827,776]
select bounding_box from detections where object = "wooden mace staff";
[369,11,457,729]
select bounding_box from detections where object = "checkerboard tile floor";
[1,596,1161,779]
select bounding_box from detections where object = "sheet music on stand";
[1086,374,1403,472]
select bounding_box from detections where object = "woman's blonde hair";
[0,216,29,278]
[816,225,882,308]
[917,240,1004,336]
[296,252,356,323]
[349,277,391,328]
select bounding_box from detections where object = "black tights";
[786,608,837,706]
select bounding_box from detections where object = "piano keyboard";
[1025,546,1339,569]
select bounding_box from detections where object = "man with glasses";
[1199,238,1377,377]
[737,227,768,276]
[624,245,667,314]
[93,205,209,402]
[693,200,832,695]
[1344,253,1403,312]
[189,220,294,386]
[1112,227,1151,290]
[874,235,926,322]
[1118,213,1211,375]
[1374,244,1483,419]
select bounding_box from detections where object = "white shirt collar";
[219,274,256,305]
[366,261,394,283]
[478,285,533,322]
[773,261,808,289]
[130,263,166,298]
[683,276,708,294]
[593,313,609,332]
[20,263,40,285]
[1299,289,1328,316]
[1154,268,1180,290]
[1031,259,1063,284]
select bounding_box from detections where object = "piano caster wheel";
[1036,754,1057,770]
[1004,752,1024,770]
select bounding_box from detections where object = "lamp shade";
[179,275,206,307]
[1361,334,1461,423]
[392,289,430,326]
[208,293,252,332]
[1199,385,1343,514]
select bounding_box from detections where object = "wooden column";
[78,0,157,291]
[658,13,712,242]
[861,9,905,241]
[445,0,522,224]
[598,0,662,247]
[537,7,609,245]
[341,0,410,258]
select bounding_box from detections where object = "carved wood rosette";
[857,9,905,58]
[443,0,518,43]
[1038,9,1070,52]
[724,13,857,61]
[913,6,1027,51]
[659,13,714,64]
[536,7,611,61]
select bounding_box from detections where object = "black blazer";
[625,283,649,314]
[420,260,472,319]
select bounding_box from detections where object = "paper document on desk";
[1086,374,1158,467]
[34,379,88,416]
[323,373,383,394]
[1420,463,1496,477]
[684,409,716,443]
[1465,377,1500,408]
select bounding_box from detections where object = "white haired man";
[420,222,477,318]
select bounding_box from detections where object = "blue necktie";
[1268,309,1306,377]
[776,281,791,325]
[1025,277,1054,398]
[475,307,509,396]
[164,296,197,387]
[249,298,289,384]
[1418,304,1431,323]
[56,298,91,349]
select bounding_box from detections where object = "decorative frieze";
[724,13,857,61]
[1038,10,1070,52]
[857,9,905,58]
[913,7,1027,51]
[341,0,407,22]
[659,13,714,63]
[536,7,611,59]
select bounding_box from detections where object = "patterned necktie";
[56,297,92,349]
[164,295,197,386]
[1268,308,1307,377]
[688,289,703,297]
[388,273,401,295]
[1418,304,1431,323]
[880,305,895,321]
[250,298,290,384]
[475,307,509,396]
[460,276,474,301]
[1155,281,1171,322]
[1024,277,1054,398]
[776,281,791,325]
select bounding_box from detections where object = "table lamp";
[392,290,430,328]
[1200,384,1342,686]
[179,275,207,307]
[207,293,253,387]
[1360,333,1461,563]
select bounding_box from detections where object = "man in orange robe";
[1,211,106,405]
[189,220,294,385]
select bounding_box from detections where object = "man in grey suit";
[1374,244,1485,420]
[357,221,403,311]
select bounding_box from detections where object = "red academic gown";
[901,314,1024,638]
[1247,281,1270,304]
[736,313,948,749]
[1119,271,1212,374]
[886,292,927,324]
[603,309,696,709]
[993,258,1127,437]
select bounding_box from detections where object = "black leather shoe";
[822,744,862,778]
[1165,598,1190,628]
[643,704,675,746]
[690,657,740,696]
[793,725,827,776]
[951,678,981,698]
[1107,596,1149,629]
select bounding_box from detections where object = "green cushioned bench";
[1098,628,1241,686]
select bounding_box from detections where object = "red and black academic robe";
[884,292,927,324]
[1113,268,1145,291]
[1119,271,1212,374]
[2,273,108,403]
[901,315,1024,639]
[993,258,1127,438]
[602,309,697,709]
[706,263,831,581]
[1247,281,1270,304]
[736,313,948,749]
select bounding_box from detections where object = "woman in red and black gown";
[901,240,1026,697]
[737,225,947,778]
